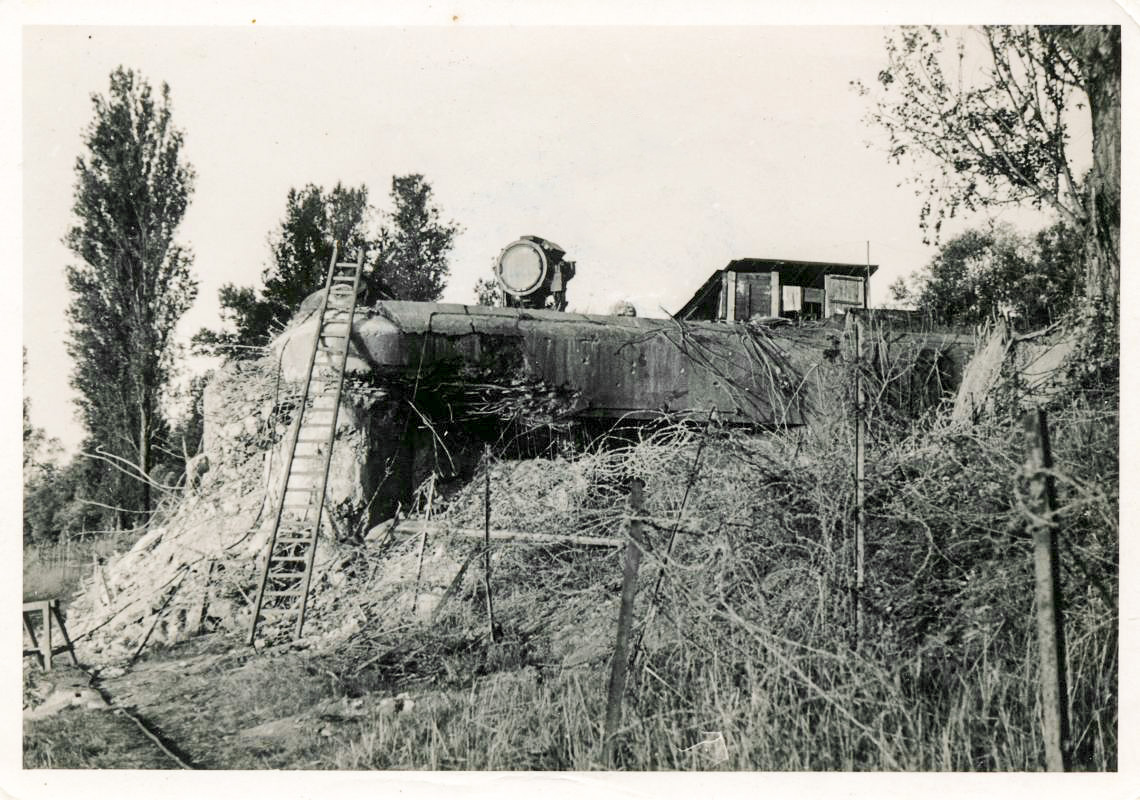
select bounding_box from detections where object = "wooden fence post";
[604,479,646,766]
[482,448,496,644]
[1022,408,1071,772]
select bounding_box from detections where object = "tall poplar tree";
[65,66,197,523]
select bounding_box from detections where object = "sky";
[19,21,1086,456]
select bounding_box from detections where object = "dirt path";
[26,634,368,770]
[94,635,355,769]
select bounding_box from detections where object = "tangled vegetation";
[313,344,1116,770]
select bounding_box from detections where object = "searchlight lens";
[497,241,547,295]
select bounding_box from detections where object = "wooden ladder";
[247,244,365,645]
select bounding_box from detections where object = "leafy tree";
[24,458,109,544]
[197,175,460,353]
[376,174,460,302]
[23,349,51,472]
[165,372,208,460]
[195,183,370,351]
[64,66,198,523]
[855,26,1119,324]
[264,183,373,314]
[892,221,1081,329]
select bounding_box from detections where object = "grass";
[23,531,138,604]
[23,543,90,604]
[24,709,179,769]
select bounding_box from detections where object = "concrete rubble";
[62,302,992,668]
[65,352,381,662]
[63,324,631,665]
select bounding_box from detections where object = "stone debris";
[23,667,110,720]
[61,319,686,671]
[65,353,378,663]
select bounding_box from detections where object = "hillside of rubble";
[26,314,1117,771]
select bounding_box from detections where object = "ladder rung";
[270,556,309,563]
[264,590,305,597]
[276,537,313,545]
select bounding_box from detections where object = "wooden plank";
[735,271,749,320]
[51,601,79,667]
[725,271,737,320]
[43,602,53,671]
[482,452,496,642]
[369,519,623,548]
[604,480,646,766]
[22,610,42,669]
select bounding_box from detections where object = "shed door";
[824,275,865,317]
[734,272,772,321]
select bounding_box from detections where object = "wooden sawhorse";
[22,599,78,671]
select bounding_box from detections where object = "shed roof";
[676,258,878,320]
[725,257,878,280]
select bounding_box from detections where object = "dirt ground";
[24,634,388,770]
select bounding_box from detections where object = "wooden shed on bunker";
[676,257,878,322]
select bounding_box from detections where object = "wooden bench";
[22,599,78,671]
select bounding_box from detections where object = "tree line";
[24,66,460,544]
[856,24,1119,341]
[25,25,1120,545]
